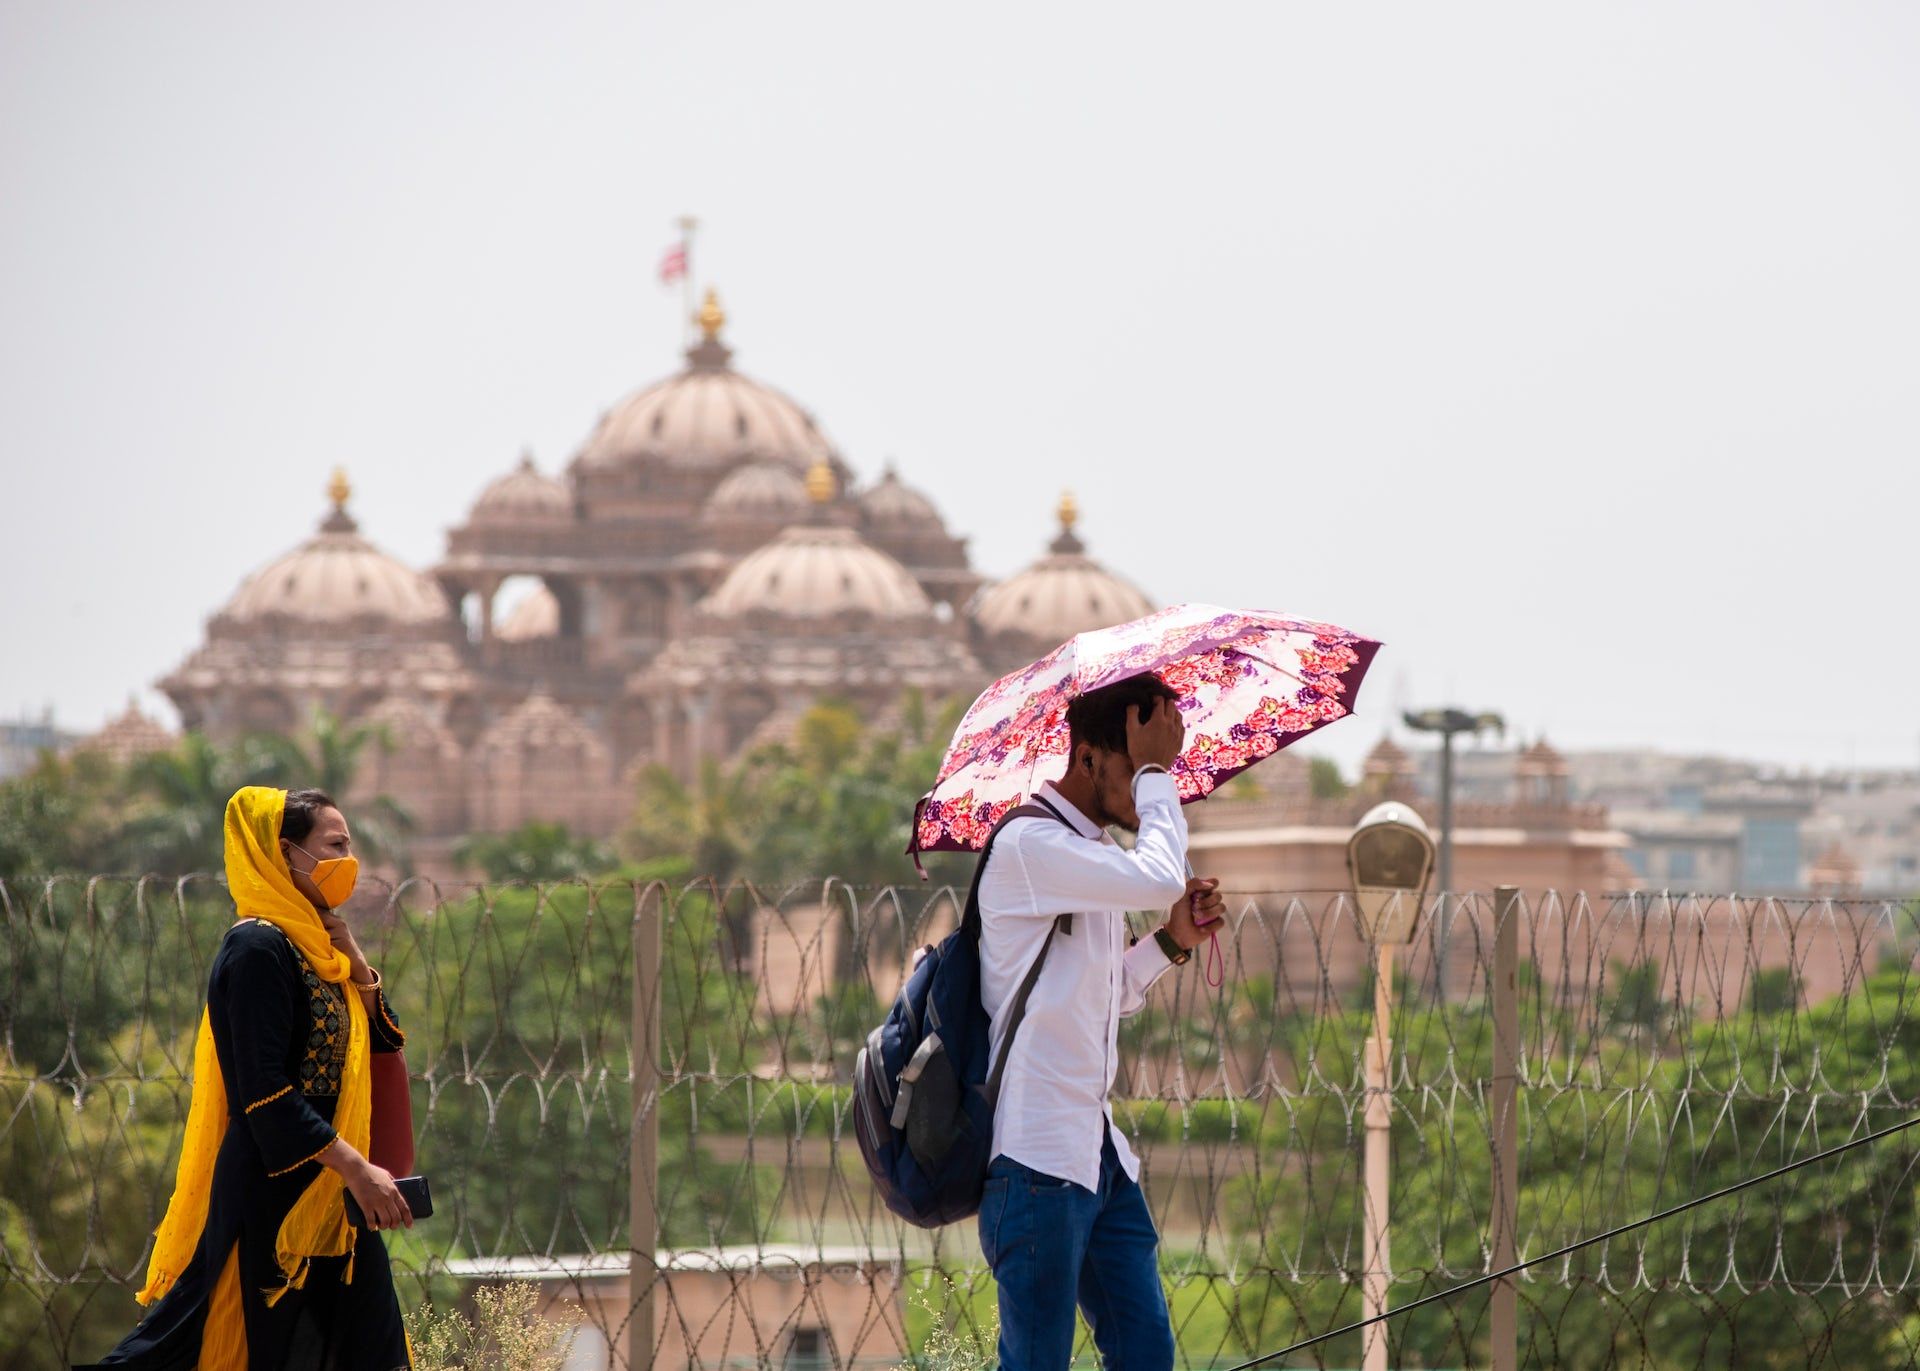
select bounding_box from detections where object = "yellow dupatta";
[138,786,374,1309]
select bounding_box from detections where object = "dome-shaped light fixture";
[1346,801,1435,945]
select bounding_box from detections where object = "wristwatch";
[1153,926,1190,966]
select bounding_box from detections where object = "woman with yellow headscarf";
[79,787,413,1370]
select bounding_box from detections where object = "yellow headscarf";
[138,786,373,1309]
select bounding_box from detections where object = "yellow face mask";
[290,842,359,909]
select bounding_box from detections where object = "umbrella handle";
[1183,856,1225,988]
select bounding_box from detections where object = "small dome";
[857,467,944,528]
[705,461,810,521]
[219,472,454,628]
[471,452,570,523]
[361,694,459,752]
[703,525,932,620]
[475,693,609,764]
[79,699,175,766]
[573,290,839,475]
[1516,738,1568,776]
[972,494,1153,645]
[1364,736,1411,773]
[496,584,560,641]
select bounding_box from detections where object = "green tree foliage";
[389,880,775,1259]
[247,709,414,867]
[1201,966,1920,1369]
[0,710,415,878]
[1307,756,1351,801]
[1746,964,1803,1015]
[629,691,967,890]
[454,822,614,883]
[0,1061,189,1368]
[0,749,121,876]
[114,731,277,873]
[747,692,965,888]
[627,756,762,884]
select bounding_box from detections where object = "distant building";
[1187,736,1634,999]
[1562,750,1824,893]
[1191,736,1632,901]
[446,1245,905,1371]
[1608,808,1743,890]
[71,699,176,769]
[146,291,1153,871]
[0,710,77,781]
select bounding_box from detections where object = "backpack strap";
[964,798,1077,1111]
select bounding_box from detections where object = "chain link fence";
[5,876,1920,1369]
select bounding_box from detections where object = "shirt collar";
[1035,781,1112,844]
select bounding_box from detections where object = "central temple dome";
[573,290,839,476]
[703,526,932,620]
[702,460,931,620]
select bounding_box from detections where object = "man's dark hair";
[1066,673,1179,760]
[281,788,339,844]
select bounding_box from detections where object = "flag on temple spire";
[658,240,688,285]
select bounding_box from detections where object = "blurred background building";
[134,292,1153,870]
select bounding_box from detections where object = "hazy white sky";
[4,2,1918,776]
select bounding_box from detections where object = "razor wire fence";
[5,876,1920,1370]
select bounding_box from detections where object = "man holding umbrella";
[976,672,1225,1371]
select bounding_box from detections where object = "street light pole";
[1402,708,1503,998]
[1347,805,1436,1371]
[1363,943,1394,1371]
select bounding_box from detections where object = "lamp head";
[1347,801,1435,945]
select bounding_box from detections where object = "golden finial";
[1058,490,1079,531]
[696,287,726,342]
[328,467,351,510]
[805,456,837,504]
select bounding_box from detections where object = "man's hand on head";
[1165,876,1224,951]
[1125,696,1186,774]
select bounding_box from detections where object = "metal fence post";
[1491,886,1520,1371]
[629,884,662,1371]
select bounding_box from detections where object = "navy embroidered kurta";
[78,920,410,1371]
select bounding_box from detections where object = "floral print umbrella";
[911,603,1380,859]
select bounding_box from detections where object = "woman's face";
[281,806,353,911]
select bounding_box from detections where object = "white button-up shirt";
[977,772,1191,1193]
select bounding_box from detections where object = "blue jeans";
[977,1130,1175,1371]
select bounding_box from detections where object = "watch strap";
[1153,926,1190,966]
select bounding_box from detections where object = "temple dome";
[703,525,931,620]
[79,699,175,766]
[496,584,560,641]
[1362,736,1415,788]
[857,467,944,528]
[471,452,570,523]
[573,290,839,476]
[704,460,810,522]
[972,493,1153,645]
[218,472,454,628]
[475,692,609,765]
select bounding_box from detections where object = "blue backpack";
[853,801,1072,1227]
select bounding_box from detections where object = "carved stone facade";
[153,291,1156,866]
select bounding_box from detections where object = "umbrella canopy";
[913,603,1380,856]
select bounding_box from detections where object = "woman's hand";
[320,1136,412,1231]
[318,909,373,986]
[344,1157,413,1232]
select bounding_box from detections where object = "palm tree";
[453,822,613,883]
[628,754,766,975]
[627,755,762,885]
[116,733,276,874]
[245,710,414,868]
